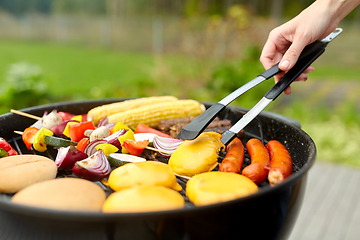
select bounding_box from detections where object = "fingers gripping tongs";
[177,28,343,145]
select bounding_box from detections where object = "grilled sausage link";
[219,137,244,174]
[266,140,293,186]
[242,138,270,185]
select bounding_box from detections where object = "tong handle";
[265,46,326,100]
[220,40,328,146]
[258,40,328,79]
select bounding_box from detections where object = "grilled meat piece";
[157,116,223,134]
[157,116,244,139]
[168,119,232,138]
[157,116,198,133]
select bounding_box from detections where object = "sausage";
[266,140,293,186]
[242,138,270,185]
[219,137,244,174]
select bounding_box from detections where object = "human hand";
[260,0,343,94]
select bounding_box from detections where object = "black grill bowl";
[0,99,316,240]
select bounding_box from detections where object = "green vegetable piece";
[43,135,77,148]
[107,153,146,168]
[0,148,8,158]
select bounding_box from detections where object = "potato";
[103,186,184,213]
[186,172,258,206]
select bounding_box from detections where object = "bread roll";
[0,155,57,193]
[12,178,106,212]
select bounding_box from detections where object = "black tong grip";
[265,44,326,100]
[258,40,328,79]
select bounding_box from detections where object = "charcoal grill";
[0,99,316,240]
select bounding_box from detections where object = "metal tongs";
[177,28,343,145]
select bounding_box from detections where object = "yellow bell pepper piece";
[71,115,83,122]
[96,143,119,157]
[63,122,79,138]
[33,128,54,152]
[111,121,130,134]
[118,129,135,154]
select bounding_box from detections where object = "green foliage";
[51,0,106,15]
[0,62,51,113]
[302,117,360,168]
[0,40,157,107]
[207,45,273,108]
[0,0,54,15]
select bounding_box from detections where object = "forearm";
[316,0,360,24]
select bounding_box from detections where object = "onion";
[97,117,115,129]
[51,120,79,138]
[104,129,127,149]
[55,145,88,170]
[31,111,48,129]
[134,133,157,143]
[72,149,112,181]
[83,139,108,156]
[152,136,184,157]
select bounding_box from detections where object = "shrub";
[0,62,51,113]
[207,45,274,108]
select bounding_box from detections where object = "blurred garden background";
[0,0,360,167]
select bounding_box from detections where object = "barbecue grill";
[0,99,316,240]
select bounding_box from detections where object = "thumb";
[279,38,309,71]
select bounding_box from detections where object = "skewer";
[10,109,41,121]
[174,173,191,180]
[15,129,172,156]
[11,110,173,156]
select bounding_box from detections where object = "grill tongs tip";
[177,28,343,145]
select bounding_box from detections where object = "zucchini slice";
[44,135,77,148]
[107,153,146,167]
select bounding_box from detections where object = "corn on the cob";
[87,96,178,125]
[107,99,206,128]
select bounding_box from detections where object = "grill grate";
[4,113,300,209]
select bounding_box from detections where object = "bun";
[0,155,57,193]
[12,178,106,212]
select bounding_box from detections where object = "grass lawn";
[0,40,157,100]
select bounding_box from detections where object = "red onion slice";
[104,129,127,149]
[55,145,88,170]
[51,120,79,138]
[97,117,115,129]
[83,139,108,156]
[72,149,111,181]
[153,136,184,157]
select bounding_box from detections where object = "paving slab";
[289,161,360,240]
